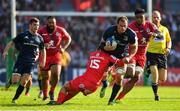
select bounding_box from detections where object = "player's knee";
[42,74,49,80]
[132,74,140,83]
[83,90,92,96]
[20,79,29,87]
[159,78,167,82]
[115,75,123,85]
[64,82,71,91]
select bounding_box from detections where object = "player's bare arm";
[39,48,46,68]
[60,37,71,53]
[3,41,14,59]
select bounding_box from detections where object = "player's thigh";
[50,64,62,75]
[125,64,135,78]
[41,70,51,80]
[37,65,42,79]
[158,68,167,82]
[20,73,32,86]
[11,73,21,83]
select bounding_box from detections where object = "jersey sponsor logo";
[146,28,150,33]
[24,36,28,39]
[56,32,61,37]
[24,42,39,47]
[95,53,100,57]
[141,37,147,44]
[42,33,48,36]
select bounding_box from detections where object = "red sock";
[43,89,48,97]
[64,93,74,102]
[57,92,66,104]
[116,92,126,100]
[50,86,55,93]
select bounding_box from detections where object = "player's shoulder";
[126,28,136,36]
[56,26,66,31]
[145,21,155,27]
[129,21,136,27]
[37,33,43,40]
[160,25,169,31]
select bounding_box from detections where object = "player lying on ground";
[47,50,125,105]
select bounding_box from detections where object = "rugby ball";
[105,36,117,48]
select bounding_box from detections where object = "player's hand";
[59,47,65,53]
[164,48,171,56]
[2,51,8,60]
[104,44,116,51]
[44,43,51,49]
[122,57,130,64]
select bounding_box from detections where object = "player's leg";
[158,68,167,82]
[99,72,108,98]
[49,64,62,101]
[49,82,79,105]
[153,55,167,101]
[108,65,126,105]
[150,65,160,100]
[12,73,31,103]
[5,73,21,90]
[37,66,43,98]
[41,70,50,100]
[116,64,135,100]
[25,78,32,96]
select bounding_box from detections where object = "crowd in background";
[0,0,180,67]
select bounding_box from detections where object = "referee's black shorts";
[146,52,167,69]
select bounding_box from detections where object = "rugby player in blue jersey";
[3,17,46,103]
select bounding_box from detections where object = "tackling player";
[47,50,125,105]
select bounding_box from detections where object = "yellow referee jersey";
[147,25,171,54]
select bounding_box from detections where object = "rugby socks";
[43,89,48,97]
[64,94,74,102]
[50,86,55,93]
[116,92,125,100]
[12,85,24,101]
[57,92,66,104]
[152,83,158,96]
[38,79,42,91]
[109,83,121,102]
[102,80,108,88]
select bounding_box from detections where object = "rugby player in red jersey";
[47,50,125,105]
[116,8,163,101]
[38,16,71,101]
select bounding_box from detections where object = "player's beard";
[47,26,54,33]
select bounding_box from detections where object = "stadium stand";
[0,0,180,75]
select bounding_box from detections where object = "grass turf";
[0,86,180,110]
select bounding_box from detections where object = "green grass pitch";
[0,86,180,110]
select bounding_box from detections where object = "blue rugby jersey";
[13,31,44,63]
[99,25,137,59]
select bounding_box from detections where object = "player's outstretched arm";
[39,48,46,68]
[2,41,14,59]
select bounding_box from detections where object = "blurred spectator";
[0,0,180,69]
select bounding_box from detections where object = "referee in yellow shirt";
[146,10,172,101]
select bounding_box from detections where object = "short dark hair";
[117,16,128,24]
[29,17,39,25]
[47,16,56,20]
[135,8,145,15]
